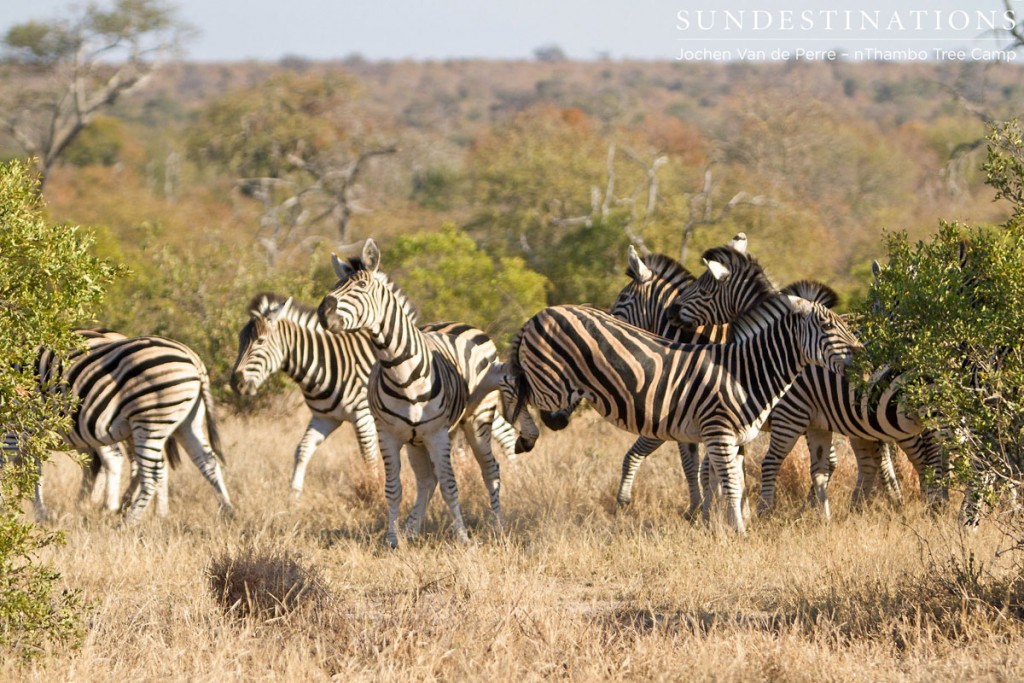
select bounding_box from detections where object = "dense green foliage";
[0,160,117,657]
[386,225,550,347]
[855,121,1024,496]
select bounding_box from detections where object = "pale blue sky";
[1,1,1021,62]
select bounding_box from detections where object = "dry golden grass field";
[8,393,1024,682]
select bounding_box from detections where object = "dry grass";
[7,400,1024,681]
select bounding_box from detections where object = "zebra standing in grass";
[232,293,524,497]
[317,239,537,547]
[501,296,862,534]
[34,335,233,523]
[4,328,148,520]
[672,243,947,514]
[607,246,728,516]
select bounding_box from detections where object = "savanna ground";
[9,394,1024,681]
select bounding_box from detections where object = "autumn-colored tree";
[0,0,191,189]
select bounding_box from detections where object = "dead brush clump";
[207,545,330,621]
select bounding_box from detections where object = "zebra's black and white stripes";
[231,293,524,497]
[502,297,861,533]
[673,244,947,513]
[36,334,233,523]
[317,239,534,546]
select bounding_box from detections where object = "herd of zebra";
[11,231,952,542]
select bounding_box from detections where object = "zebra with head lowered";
[232,293,525,497]
[316,239,538,547]
[501,295,862,534]
[30,334,233,523]
[672,242,947,514]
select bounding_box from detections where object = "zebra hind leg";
[173,402,233,519]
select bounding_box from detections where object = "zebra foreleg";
[705,440,747,535]
[424,430,470,545]
[378,433,405,548]
[849,438,887,510]
[290,415,343,497]
[463,410,503,532]
[403,444,437,541]
[616,436,663,507]
[804,429,836,520]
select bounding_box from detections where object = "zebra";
[316,239,537,547]
[607,246,727,516]
[32,334,233,523]
[672,242,947,514]
[3,328,156,520]
[231,293,525,497]
[500,296,862,534]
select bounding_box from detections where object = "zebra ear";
[362,239,381,272]
[266,297,293,323]
[729,232,748,254]
[331,252,354,279]
[704,258,731,281]
[627,245,653,284]
[871,260,881,281]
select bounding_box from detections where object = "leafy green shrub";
[63,116,124,167]
[854,120,1024,504]
[0,160,117,658]
[385,224,550,349]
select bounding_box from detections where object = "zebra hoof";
[385,534,400,549]
[219,504,236,521]
[514,436,535,454]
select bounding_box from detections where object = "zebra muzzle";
[317,296,342,332]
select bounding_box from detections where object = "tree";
[0,0,191,189]
[186,71,397,261]
[0,160,118,656]
[855,120,1024,514]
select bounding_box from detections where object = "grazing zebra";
[232,293,524,497]
[316,239,536,547]
[501,297,862,534]
[33,335,233,523]
[672,243,947,514]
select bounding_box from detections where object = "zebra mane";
[629,253,694,286]
[780,280,840,309]
[700,245,776,310]
[246,292,320,329]
[340,256,421,325]
[727,294,806,342]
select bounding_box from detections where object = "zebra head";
[671,239,773,329]
[790,296,862,375]
[610,246,696,335]
[317,240,384,334]
[232,294,293,396]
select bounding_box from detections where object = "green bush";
[0,160,118,658]
[854,120,1024,499]
[385,225,550,349]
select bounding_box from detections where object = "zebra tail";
[165,437,182,470]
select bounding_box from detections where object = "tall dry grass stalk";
[6,401,1024,681]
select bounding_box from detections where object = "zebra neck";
[368,296,432,389]
[278,320,324,386]
[732,317,806,398]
